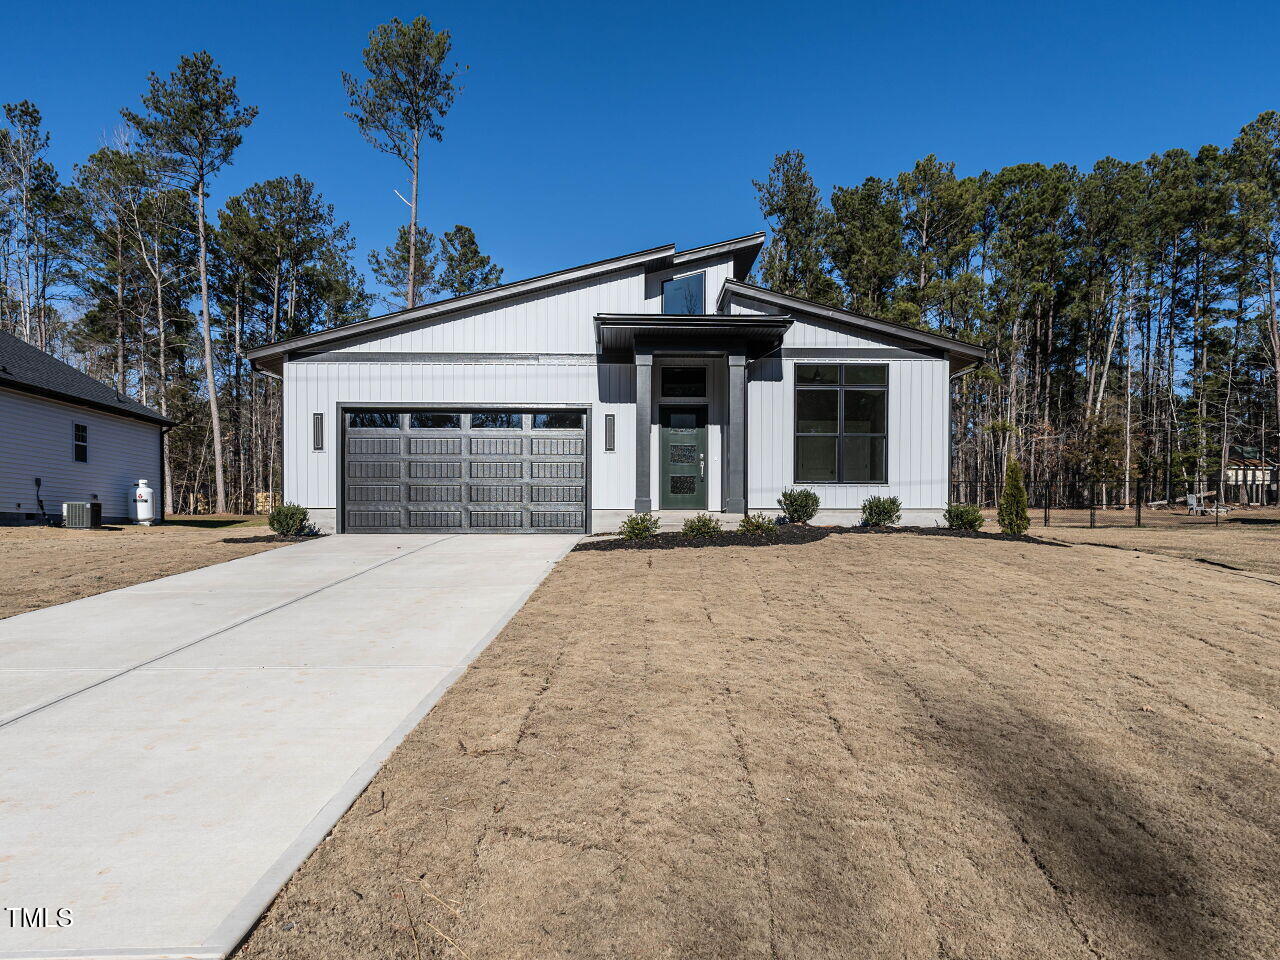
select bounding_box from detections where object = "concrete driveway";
[0,533,577,960]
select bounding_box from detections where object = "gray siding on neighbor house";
[0,386,161,521]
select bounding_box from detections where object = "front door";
[659,405,708,510]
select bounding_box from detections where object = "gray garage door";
[342,408,587,534]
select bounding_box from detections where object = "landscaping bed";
[576,523,1063,551]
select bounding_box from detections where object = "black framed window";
[73,423,88,462]
[410,412,461,429]
[661,366,707,398]
[662,272,705,313]
[794,364,887,483]
[470,411,521,429]
[349,411,400,429]
[532,411,583,429]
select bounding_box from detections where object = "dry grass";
[0,516,283,619]
[988,505,1280,579]
[235,533,1280,960]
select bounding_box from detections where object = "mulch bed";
[221,533,319,545]
[575,524,1063,551]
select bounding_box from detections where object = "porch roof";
[593,314,792,359]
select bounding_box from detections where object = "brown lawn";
[0,516,284,619]
[995,505,1280,579]
[235,531,1280,960]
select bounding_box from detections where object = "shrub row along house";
[247,233,986,533]
[0,330,171,524]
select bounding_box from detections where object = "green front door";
[659,405,708,510]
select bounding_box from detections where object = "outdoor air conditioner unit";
[63,501,102,529]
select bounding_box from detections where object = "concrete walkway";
[0,533,577,960]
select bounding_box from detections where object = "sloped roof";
[719,280,988,366]
[246,233,766,373]
[0,330,172,426]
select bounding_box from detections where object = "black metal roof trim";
[0,331,172,426]
[717,280,988,361]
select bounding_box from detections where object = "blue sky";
[3,0,1276,298]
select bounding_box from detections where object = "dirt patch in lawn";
[236,533,1280,960]
[1003,506,1280,579]
[0,516,286,619]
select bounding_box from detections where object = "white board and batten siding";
[746,357,949,511]
[0,386,161,521]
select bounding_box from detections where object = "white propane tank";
[133,479,155,525]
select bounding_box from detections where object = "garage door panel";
[470,511,523,528]
[409,461,463,479]
[408,437,462,455]
[344,409,586,534]
[470,461,522,479]
[348,484,400,502]
[409,484,463,502]
[348,461,400,479]
[532,461,582,479]
[530,438,583,456]
[409,510,464,528]
[470,484,524,503]
[470,437,522,455]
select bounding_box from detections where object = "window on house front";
[661,366,707,398]
[73,423,88,462]
[794,364,888,483]
[532,412,583,429]
[348,411,400,429]
[662,272,705,313]
[470,411,522,429]
[410,412,462,429]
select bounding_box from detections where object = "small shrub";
[997,458,1030,535]
[737,513,777,535]
[682,513,723,537]
[777,488,820,524]
[860,495,902,527]
[943,503,984,531]
[269,502,312,537]
[618,512,661,540]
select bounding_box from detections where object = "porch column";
[725,348,747,514]
[634,348,653,512]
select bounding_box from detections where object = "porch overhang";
[593,314,792,360]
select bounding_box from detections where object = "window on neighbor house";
[794,364,888,483]
[73,423,88,462]
[662,272,705,313]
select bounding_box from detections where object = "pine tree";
[343,17,460,309]
[752,151,840,305]
[436,224,502,296]
[997,457,1030,535]
[123,51,257,515]
[368,224,437,309]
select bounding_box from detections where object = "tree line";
[753,115,1280,505]
[0,17,502,515]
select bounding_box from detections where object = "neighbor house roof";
[0,330,172,426]
[247,233,767,374]
[718,280,988,369]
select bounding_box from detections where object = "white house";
[247,233,985,534]
[0,330,170,524]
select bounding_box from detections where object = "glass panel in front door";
[660,406,707,509]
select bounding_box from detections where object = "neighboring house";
[247,233,985,534]
[1223,445,1278,503]
[0,330,172,524]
